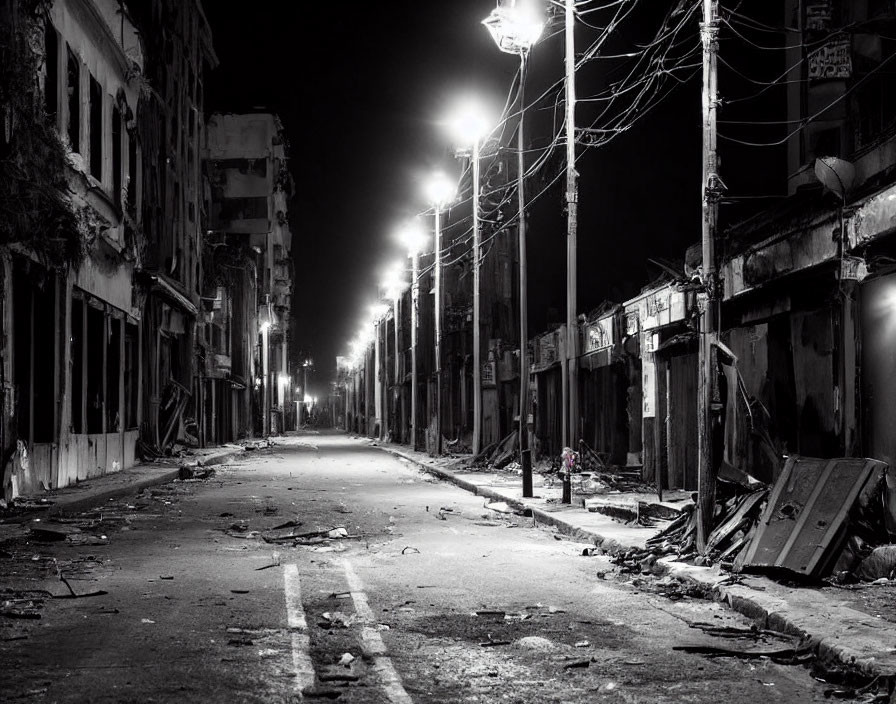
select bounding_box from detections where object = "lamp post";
[424,172,457,456]
[483,0,543,498]
[397,221,428,451]
[260,320,271,437]
[448,101,490,456]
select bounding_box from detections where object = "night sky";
[203,1,786,396]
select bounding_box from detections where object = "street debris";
[401,546,420,555]
[319,611,354,629]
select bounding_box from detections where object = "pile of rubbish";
[614,455,896,584]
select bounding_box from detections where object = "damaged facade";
[341,0,896,574]
[205,111,295,441]
[0,0,295,502]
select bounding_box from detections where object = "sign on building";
[809,37,852,80]
[585,316,614,353]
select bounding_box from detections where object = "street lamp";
[260,319,271,438]
[397,219,429,451]
[483,0,543,498]
[424,171,457,456]
[448,99,490,456]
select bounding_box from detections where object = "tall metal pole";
[434,206,443,456]
[382,314,390,442]
[518,49,533,497]
[262,325,270,437]
[697,0,721,552]
[472,138,482,456]
[393,296,400,441]
[564,0,579,451]
[374,321,382,438]
[410,250,420,450]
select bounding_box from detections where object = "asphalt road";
[1,432,840,702]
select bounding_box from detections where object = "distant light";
[278,374,289,386]
[424,171,456,209]
[396,219,428,257]
[482,3,544,54]
[448,98,490,147]
[260,321,271,333]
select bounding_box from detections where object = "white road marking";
[342,560,414,704]
[283,564,315,697]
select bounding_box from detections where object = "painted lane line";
[342,560,414,704]
[283,564,315,696]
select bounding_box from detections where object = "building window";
[44,22,58,125]
[127,131,137,212]
[86,303,104,434]
[71,297,84,433]
[66,44,79,152]
[112,106,122,208]
[89,75,103,180]
[124,322,138,429]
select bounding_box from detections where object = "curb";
[379,446,635,555]
[378,444,896,681]
[6,447,247,522]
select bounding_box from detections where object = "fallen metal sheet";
[736,456,887,579]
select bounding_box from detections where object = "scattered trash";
[160,575,174,580]
[475,610,506,619]
[563,658,592,669]
[228,637,254,646]
[270,520,302,530]
[141,618,155,624]
[327,527,348,539]
[574,640,591,648]
[338,653,355,666]
[853,545,896,582]
[401,546,420,555]
[480,639,511,647]
[230,589,250,594]
[485,501,512,514]
[320,611,354,629]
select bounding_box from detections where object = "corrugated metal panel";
[737,455,887,578]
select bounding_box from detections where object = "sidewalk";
[375,440,896,681]
[1,443,246,522]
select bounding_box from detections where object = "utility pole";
[697,0,722,552]
[472,138,482,457]
[564,0,579,451]
[518,48,533,497]
[374,321,382,438]
[410,248,420,450]
[434,205,443,456]
[393,295,400,441]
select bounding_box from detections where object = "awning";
[144,273,198,316]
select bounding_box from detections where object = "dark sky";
[203,1,786,396]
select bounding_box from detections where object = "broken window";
[13,262,58,445]
[112,106,122,208]
[127,130,137,212]
[124,322,138,430]
[44,21,58,125]
[89,74,102,180]
[86,303,104,434]
[71,297,84,433]
[107,316,121,432]
[66,44,79,152]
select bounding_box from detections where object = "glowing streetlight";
[447,98,491,456]
[483,0,543,497]
[424,171,457,456]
